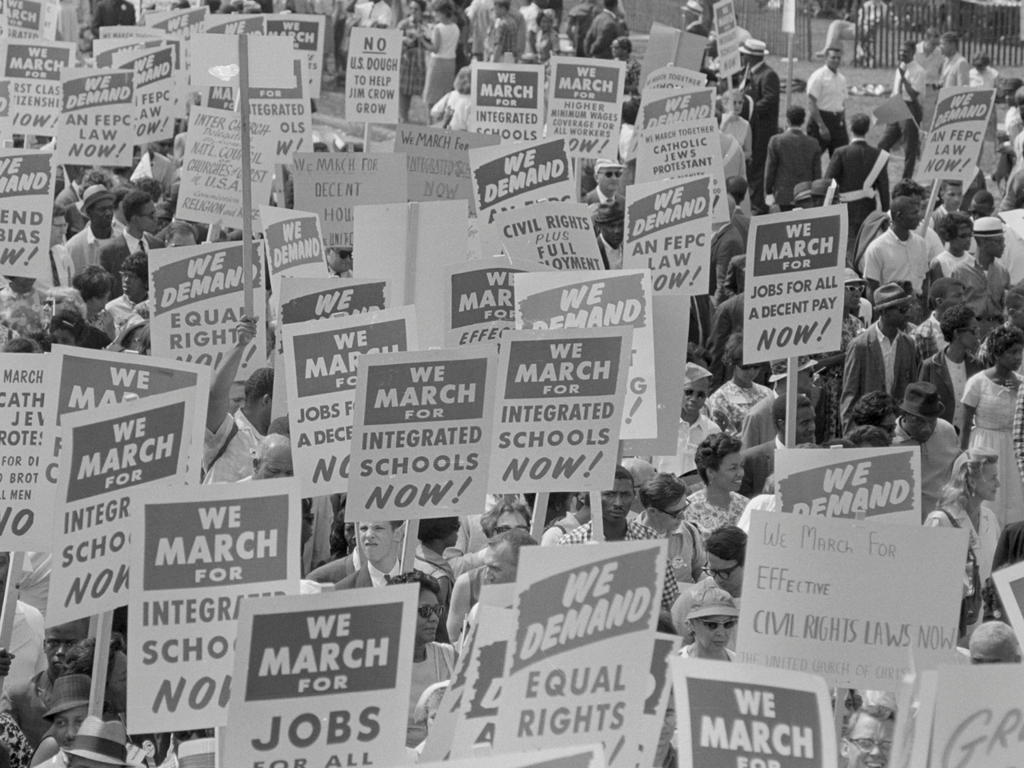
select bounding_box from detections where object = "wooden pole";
[785,357,799,448]
[238,34,255,318]
[363,121,371,152]
[529,492,550,542]
[0,553,25,695]
[88,611,113,717]
[401,519,420,573]
[589,490,604,542]
[784,33,794,116]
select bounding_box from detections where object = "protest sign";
[145,6,208,39]
[266,13,325,100]
[47,389,203,624]
[278,277,391,326]
[670,657,837,768]
[487,327,631,493]
[282,306,416,497]
[345,27,401,124]
[111,46,177,144]
[0,148,54,283]
[639,24,707,90]
[2,40,75,136]
[547,57,625,160]
[347,345,498,521]
[128,479,300,732]
[775,447,921,524]
[259,206,326,297]
[223,585,417,768]
[637,634,682,768]
[471,62,545,142]
[516,270,658,440]
[176,106,275,230]
[713,0,742,79]
[420,745,606,768]
[94,37,172,69]
[188,32,295,91]
[0,355,58,553]
[448,605,515,756]
[624,175,713,295]
[930,666,1024,768]
[635,87,729,225]
[353,199,468,351]
[493,201,605,271]
[743,206,847,365]
[991,560,1024,645]
[917,87,996,184]
[149,241,268,377]
[644,65,707,92]
[99,25,168,40]
[737,512,968,690]
[292,152,408,250]
[56,67,135,168]
[202,13,265,35]
[4,0,58,39]
[394,124,500,214]
[492,541,665,768]
[443,256,552,347]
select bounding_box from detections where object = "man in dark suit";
[764,105,821,211]
[91,0,136,37]
[740,393,816,497]
[336,521,405,590]
[825,112,890,252]
[583,0,626,59]
[918,304,983,433]
[840,283,922,433]
[740,39,780,215]
[97,190,163,299]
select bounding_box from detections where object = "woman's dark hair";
[387,571,440,597]
[985,324,1024,365]
[705,525,747,566]
[48,309,85,343]
[694,432,742,483]
[72,265,115,304]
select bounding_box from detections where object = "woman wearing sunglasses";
[680,582,739,661]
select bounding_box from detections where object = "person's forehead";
[707,553,738,567]
[849,714,892,739]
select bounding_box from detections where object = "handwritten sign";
[737,511,968,690]
[775,447,921,524]
[471,62,545,142]
[493,201,604,271]
[547,57,625,160]
[0,148,54,282]
[487,327,631,493]
[2,40,75,136]
[128,479,300,732]
[918,87,996,184]
[394,124,499,214]
[348,345,498,520]
[624,175,713,295]
[742,207,846,365]
[930,666,1024,768]
[345,27,401,124]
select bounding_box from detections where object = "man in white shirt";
[64,185,117,276]
[940,32,969,87]
[863,196,930,302]
[654,363,719,490]
[879,41,926,181]
[806,47,849,158]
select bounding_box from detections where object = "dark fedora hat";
[900,382,945,418]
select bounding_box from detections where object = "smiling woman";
[688,433,748,538]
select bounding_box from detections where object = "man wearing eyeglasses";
[653,363,719,488]
[637,474,707,586]
[842,705,895,768]
[584,159,623,206]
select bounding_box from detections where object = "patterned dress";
[398,16,429,98]
[706,380,772,436]
[685,490,749,539]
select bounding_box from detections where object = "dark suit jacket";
[840,324,921,433]
[918,350,983,431]
[336,564,373,590]
[583,10,625,58]
[710,220,745,302]
[709,293,743,388]
[54,184,88,240]
[92,0,136,37]
[97,233,164,298]
[744,63,781,159]
[764,129,822,207]
[740,440,777,497]
[306,552,356,584]
[825,139,891,238]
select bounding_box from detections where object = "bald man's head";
[969,621,1022,664]
[254,434,293,480]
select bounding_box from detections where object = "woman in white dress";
[423,0,460,110]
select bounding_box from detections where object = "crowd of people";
[1,0,1023,767]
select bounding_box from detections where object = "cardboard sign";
[638,635,683,768]
[918,87,996,183]
[0,355,58,553]
[394,124,500,215]
[2,40,75,136]
[635,87,728,225]
[0,148,54,282]
[419,746,606,768]
[930,666,1024,768]
[176,106,275,230]
[624,175,713,295]
[670,657,837,768]
[94,37,174,69]
[128,479,301,732]
[737,512,968,690]
[266,13,325,100]
[419,620,480,760]
[353,200,468,351]
[348,345,498,521]
[203,13,265,35]
[149,241,269,377]
[991,560,1024,645]
[487,327,631,493]
[492,542,665,768]
[345,27,401,124]
[644,65,707,92]
[4,0,58,39]
[259,206,327,297]
[547,57,625,160]
[111,46,177,144]
[742,206,847,365]
[292,152,408,250]
[145,6,209,39]
[775,447,922,525]
[516,270,658,440]
[282,306,416,497]
[494,201,605,271]
[99,25,168,40]
[47,389,203,624]
[640,24,706,89]
[713,0,742,79]
[56,67,135,167]
[223,586,417,768]
[278,277,390,326]
[471,62,545,142]
[189,32,295,91]
[443,256,551,347]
